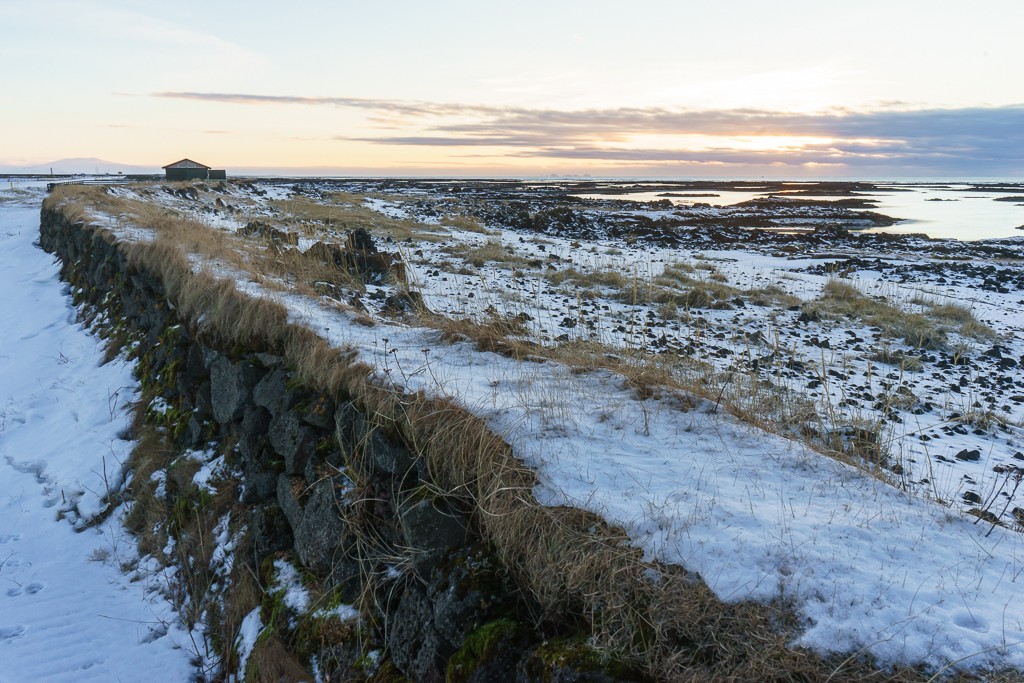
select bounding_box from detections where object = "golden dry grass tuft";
[747,284,802,308]
[434,311,538,358]
[442,239,532,269]
[806,278,947,349]
[269,192,442,242]
[443,213,497,234]
[922,300,996,339]
[546,266,628,289]
[619,262,744,311]
[245,628,312,682]
[122,418,175,559]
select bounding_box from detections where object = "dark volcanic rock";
[365,430,415,476]
[389,585,447,681]
[251,504,294,564]
[294,479,347,573]
[955,449,982,462]
[277,474,305,531]
[253,368,294,414]
[210,355,263,424]
[402,500,470,579]
[268,410,318,475]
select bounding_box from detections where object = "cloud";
[366,105,1024,173]
[151,91,1024,173]
[342,135,558,147]
[152,92,489,118]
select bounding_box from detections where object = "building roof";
[162,158,211,170]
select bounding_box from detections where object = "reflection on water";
[574,185,1024,241]
[574,190,767,206]
[866,187,1024,241]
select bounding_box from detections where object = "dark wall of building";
[208,170,227,180]
[166,168,209,181]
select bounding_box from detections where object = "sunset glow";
[610,134,848,153]
[2,1,1022,176]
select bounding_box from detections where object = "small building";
[163,158,227,181]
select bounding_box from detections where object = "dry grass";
[393,393,929,682]
[547,266,628,289]
[925,301,976,324]
[443,213,497,234]
[806,279,947,349]
[442,239,531,269]
[269,193,440,243]
[58,185,405,303]
[219,568,263,679]
[50,184,136,222]
[245,629,311,682]
[660,261,696,279]
[579,261,801,313]
[122,415,175,559]
[611,265,741,312]
[151,215,255,270]
[262,244,370,295]
[747,284,802,308]
[422,311,860,475]
[923,301,996,339]
[435,312,537,358]
[629,281,738,311]
[869,347,924,372]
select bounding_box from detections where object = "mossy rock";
[292,612,355,663]
[446,618,531,683]
[429,544,521,648]
[520,637,641,683]
[366,660,409,682]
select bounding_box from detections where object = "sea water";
[575,183,1024,241]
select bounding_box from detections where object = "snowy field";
[58,178,1024,675]
[0,181,195,681]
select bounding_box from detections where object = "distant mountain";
[0,157,160,175]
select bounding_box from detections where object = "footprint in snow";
[953,610,988,633]
[0,533,21,544]
[141,623,169,643]
[0,625,25,640]
[4,457,52,485]
[24,582,43,595]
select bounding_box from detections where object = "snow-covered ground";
[57,178,1024,675]
[0,181,195,682]
[20,177,1024,676]
[274,283,1024,673]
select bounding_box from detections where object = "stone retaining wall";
[39,205,641,682]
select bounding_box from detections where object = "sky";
[1,0,1022,177]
